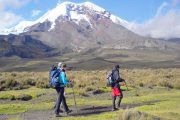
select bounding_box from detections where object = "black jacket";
[111,67,124,88]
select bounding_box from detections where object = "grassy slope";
[0,49,179,71]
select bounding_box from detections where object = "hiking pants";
[112,87,123,109]
[55,87,69,114]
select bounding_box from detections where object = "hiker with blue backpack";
[50,63,72,117]
[107,65,125,111]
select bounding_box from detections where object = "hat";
[115,64,120,69]
[58,62,62,67]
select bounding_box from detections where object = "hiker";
[51,63,63,112]
[111,65,125,111]
[54,63,72,117]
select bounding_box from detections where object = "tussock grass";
[0,68,179,92]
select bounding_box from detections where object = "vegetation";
[0,68,179,120]
[0,68,179,91]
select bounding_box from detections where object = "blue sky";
[7,0,179,23]
[0,0,180,38]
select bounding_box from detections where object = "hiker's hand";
[69,80,74,87]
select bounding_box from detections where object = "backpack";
[106,70,115,87]
[106,71,113,87]
[49,65,61,88]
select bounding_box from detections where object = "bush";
[17,94,32,101]
[159,81,173,89]
[92,89,104,95]
[78,91,89,97]
[36,80,50,88]
[139,83,144,87]
[85,87,94,92]
[120,109,159,120]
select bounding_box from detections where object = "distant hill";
[0,35,57,58]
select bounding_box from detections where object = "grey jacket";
[111,67,124,88]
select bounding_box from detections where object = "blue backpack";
[49,66,61,88]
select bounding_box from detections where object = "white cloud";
[0,0,36,29]
[31,9,41,17]
[0,11,23,29]
[128,2,180,39]
[155,2,168,17]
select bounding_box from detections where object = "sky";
[0,0,180,38]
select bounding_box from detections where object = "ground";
[0,86,179,120]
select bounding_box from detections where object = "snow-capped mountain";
[0,1,179,58]
[0,1,130,35]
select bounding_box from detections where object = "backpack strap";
[52,69,61,78]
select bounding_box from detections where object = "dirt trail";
[0,101,160,120]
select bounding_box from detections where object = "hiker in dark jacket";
[54,63,72,117]
[111,65,125,111]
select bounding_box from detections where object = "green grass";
[135,93,180,120]
[0,87,179,120]
[0,87,52,100]
[0,68,179,119]
[63,111,120,120]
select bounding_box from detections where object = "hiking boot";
[112,108,119,111]
[60,109,63,113]
[117,105,121,108]
[66,109,72,115]
[55,114,61,117]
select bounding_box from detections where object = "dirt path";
[0,101,160,120]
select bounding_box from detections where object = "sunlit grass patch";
[135,94,180,120]
[0,87,53,100]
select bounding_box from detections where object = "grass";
[135,92,180,120]
[0,69,180,120]
[0,87,179,119]
[0,87,52,100]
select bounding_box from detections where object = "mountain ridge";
[0,1,179,58]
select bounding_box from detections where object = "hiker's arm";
[114,71,124,82]
[117,78,125,82]
[61,72,69,85]
[114,71,121,81]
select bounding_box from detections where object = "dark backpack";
[49,66,61,88]
[106,70,115,87]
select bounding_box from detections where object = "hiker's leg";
[54,94,63,112]
[61,94,69,112]
[117,88,123,108]
[112,96,116,109]
[55,87,64,114]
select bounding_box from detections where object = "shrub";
[78,90,89,97]
[85,87,94,92]
[17,94,32,101]
[139,83,144,87]
[159,81,173,89]
[36,80,49,88]
[120,109,158,120]
[92,89,104,95]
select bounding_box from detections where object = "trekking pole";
[71,81,78,113]
[124,80,128,91]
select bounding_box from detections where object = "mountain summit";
[1,1,129,35]
[0,1,178,58]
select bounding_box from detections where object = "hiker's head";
[57,62,62,68]
[61,63,67,70]
[115,64,120,69]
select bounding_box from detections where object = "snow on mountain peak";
[0,1,129,35]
